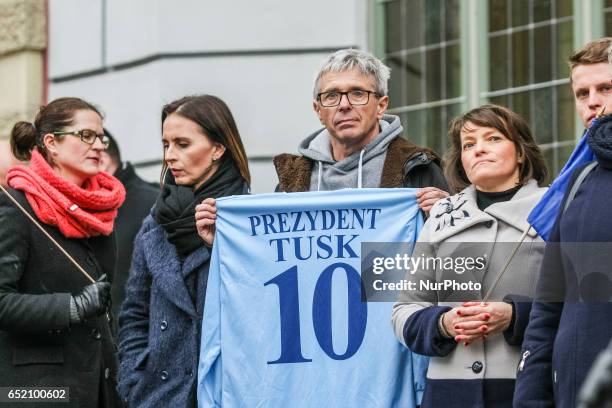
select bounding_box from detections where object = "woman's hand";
[441,305,487,341]
[452,301,513,345]
[416,187,449,213]
[195,198,217,246]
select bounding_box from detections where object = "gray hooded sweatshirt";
[299,114,403,191]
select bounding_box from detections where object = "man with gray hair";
[273,48,449,211]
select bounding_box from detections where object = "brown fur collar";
[273,136,440,192]
[272,153,314,193]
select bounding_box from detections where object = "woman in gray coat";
[392,105,548,407]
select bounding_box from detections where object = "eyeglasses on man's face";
[316,89,380,107]
[52,129,110,148]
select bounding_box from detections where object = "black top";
[476,184,521,211]
[110,162,159,334]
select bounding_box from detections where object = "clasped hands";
[441,301,513,346]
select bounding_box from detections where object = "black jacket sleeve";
[512,164,590,406]
[0,194,71,333]
[513,243,563,407]
[502,294,533,346]
[403,153,449,191]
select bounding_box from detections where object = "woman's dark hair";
[103,128,122,165]
[444,104,549,193]
[10,97,102,161]
[160,95,251,186]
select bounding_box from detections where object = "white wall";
[48,0,369,193]
[48,0,103,78]
[104,0,360,64]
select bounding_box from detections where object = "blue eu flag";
[527,119,598,241]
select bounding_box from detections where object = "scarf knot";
[6,150,126,238]
[153,160,246,259]
[588,114,612,169]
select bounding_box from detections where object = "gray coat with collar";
[117,215,209,407]
[391,179,547,407]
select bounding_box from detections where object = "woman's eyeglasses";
[52,129,110,148]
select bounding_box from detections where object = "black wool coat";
[0,189,121,408]
[110,163,159,334]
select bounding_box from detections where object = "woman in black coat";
[117,95,251,407]
[0,97,125,407]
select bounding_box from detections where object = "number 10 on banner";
[264,262,368,364]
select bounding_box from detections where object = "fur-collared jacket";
[273,136,449,192]
[392,180,547,408]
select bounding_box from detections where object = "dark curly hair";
[444,104,549,193]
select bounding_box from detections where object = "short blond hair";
[568,38,612,75]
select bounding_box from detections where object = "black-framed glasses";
[316,89,380,107]
[52,130,110,148]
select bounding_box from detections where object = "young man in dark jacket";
[514,37,612,408]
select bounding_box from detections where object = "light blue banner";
[198,188,427,407]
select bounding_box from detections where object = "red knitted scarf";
[6,150,126,238]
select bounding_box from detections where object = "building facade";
[47,0,370,192]
[0,0,45,140]
[377,0,609,177]
[6,0,612,191]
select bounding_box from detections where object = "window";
[382,0,462,155]
[486,0,575,175]
[605,0,612,34]
[378,0,578,178]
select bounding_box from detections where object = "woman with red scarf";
[0,97,125,407]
